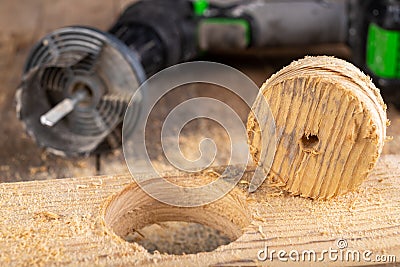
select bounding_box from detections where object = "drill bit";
[40,89,88,127]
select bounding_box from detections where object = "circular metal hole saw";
[17,0,400,157]
[17,27,145,156]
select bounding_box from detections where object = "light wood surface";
[1,155,399,266]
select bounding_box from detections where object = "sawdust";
[29,166,47,175]
[34,211,61,221]
[133,222,232,255]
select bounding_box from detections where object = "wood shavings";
[252,210,266,222]
[91,179,103,187]
[258,225,267,239]
[34,211,61,221]
[76,184,89,189]
[0,165,10,171]
[203,169,221,178]
[29,166,47,175]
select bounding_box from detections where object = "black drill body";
[109,0,198,76]
[109,0,400,108]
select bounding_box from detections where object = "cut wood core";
[103,184,251,255]
[247,56,388,199]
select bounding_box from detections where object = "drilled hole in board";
[103,184,251,255]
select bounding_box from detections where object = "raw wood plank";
[0,155,400,266]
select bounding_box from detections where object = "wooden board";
[1,155,400,266]
[0,2,400,265]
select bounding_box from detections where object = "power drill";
[350,0,400,107]
[17,0,400,156]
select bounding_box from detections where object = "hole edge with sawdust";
[102,183,251,255]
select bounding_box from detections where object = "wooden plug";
[247,56,388,199]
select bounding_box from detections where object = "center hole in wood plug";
[300,134,319,151]
[103,184,251,255]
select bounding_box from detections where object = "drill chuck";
[109,0,198,76]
